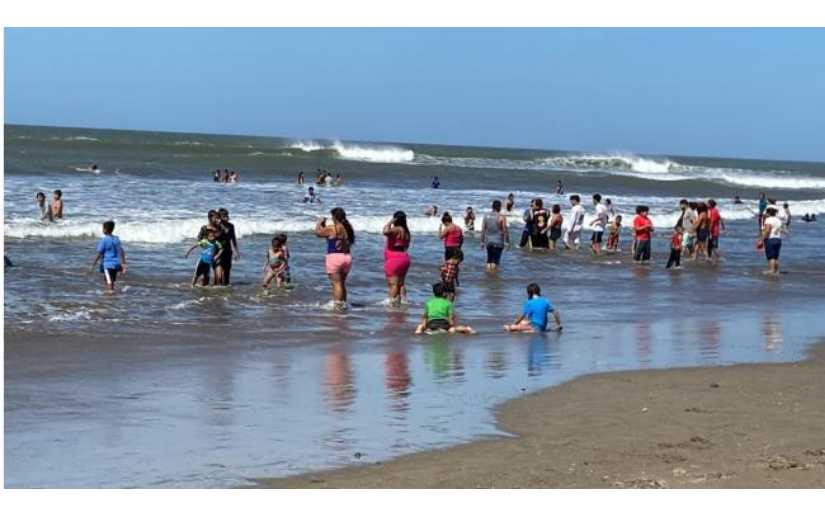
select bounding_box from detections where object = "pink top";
[386,231,409,252]
[443,225,463,247]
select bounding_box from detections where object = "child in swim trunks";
[262,235,290,288]
[90,220,127,293]
[415,282,476,335]
[185,228,223,287]
[606,215,622,252]
[504,283,563,333]
[666,226,683,269]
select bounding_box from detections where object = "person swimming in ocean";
[555,180,565,195]
[431,176,440,189]
[733,195,743,205]
[297,171,304,185]
[303,186,320,203]
[213,169,221,182]
[424,205,438,217]
[35,191,53,222]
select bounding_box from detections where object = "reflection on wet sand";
[763,314,783,352]
[323,344,356,413]
[697,319,721,361]
[423,336,465,382]
[385,347,412,413]
[635,320,652,367]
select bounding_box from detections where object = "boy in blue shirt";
[90,220,127,293]
[504,283,563,333]
[185,228,224,287]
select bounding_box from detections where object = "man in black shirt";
[217,208,239,285]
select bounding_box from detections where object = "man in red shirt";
[707,199,726,262]
[633,205,654,263]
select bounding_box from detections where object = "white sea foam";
[66,136,100,142]
[286,139,415,163]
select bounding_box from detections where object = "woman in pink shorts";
[315,207,355,309]
[382,211,411,306]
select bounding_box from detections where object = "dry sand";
[258,343,825,488]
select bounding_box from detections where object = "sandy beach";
[259,342,825,488]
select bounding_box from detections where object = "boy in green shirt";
[415,282,476,334]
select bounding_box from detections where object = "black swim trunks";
[486,244,504,265]
[591,231,604,244]
[427,319,451,332]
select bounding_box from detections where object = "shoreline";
[257,342,825,488]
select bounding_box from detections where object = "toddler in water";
[262,234,290,288]
[415,282,476,335]
[504,283,563,333]
[185,228,224,287]
[89,220,127,293]
[606,215,622,252]
[666,226,683,269]
[440,247,462,297]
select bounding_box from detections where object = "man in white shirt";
[563,194,586,250]
[761,207,784,276]
[589,193,609,255]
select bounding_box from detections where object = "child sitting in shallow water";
[262,234,290,288]
[415,282,475,335]
[504,283,563,333]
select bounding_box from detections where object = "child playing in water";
[262,235,290,288]
[666,226,683,269]
[440,247,462,295]
[415,282,476,334]
[185,228,224,287]
[89,220,127,293]
[606,214,622,252]
[464,207,476,231]
[504,283,562,333]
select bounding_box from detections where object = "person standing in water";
[757,192,768,231]
[316,207,355,310]
[555,180,564,195]
[589,193,608,255]
[505,193,515,213]
[706,199,725,263]
[217,208,240,285]
[382,211,412,306]
[213,169,221,182]
[35,192,53,222]
[480,199,510,273]
[530,198,550,250]
[90,220,127,293]
[431,176,440,189]
[563,195,585,250]
[464,207,476,232]
[297,171,305,185]
[632,205,654,263]
[439,212,464,261]
[519,199,535,249]
[760,207,783,276]
[51,190,64,219]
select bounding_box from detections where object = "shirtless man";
[51,190,64,219]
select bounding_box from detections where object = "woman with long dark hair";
[315,207,355,309]
[382,211,411,306]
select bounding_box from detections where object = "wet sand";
[259,342,825,488]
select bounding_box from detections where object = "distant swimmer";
[325,173,334,187]
[733,195,743,205]
[802,213,817,223]
[297,171,305,185]
[214,169,221,182]
[90,220,127,294]
[35,192,53,222]
[464,206,476,231]
[505,193,515,213]
[335,173,344,186]
[51,190,64,219]
[4,255,12,268]
[424,205,438,217]
[555,180,565,195]
[431,176,440,189]
[303,186,320,203]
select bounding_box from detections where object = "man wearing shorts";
[632,205,654,263]
[589,193,608,255]
[481,199,510,273]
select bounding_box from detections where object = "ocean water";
[4,124,825,487]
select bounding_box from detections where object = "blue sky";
[5,28,825,161]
